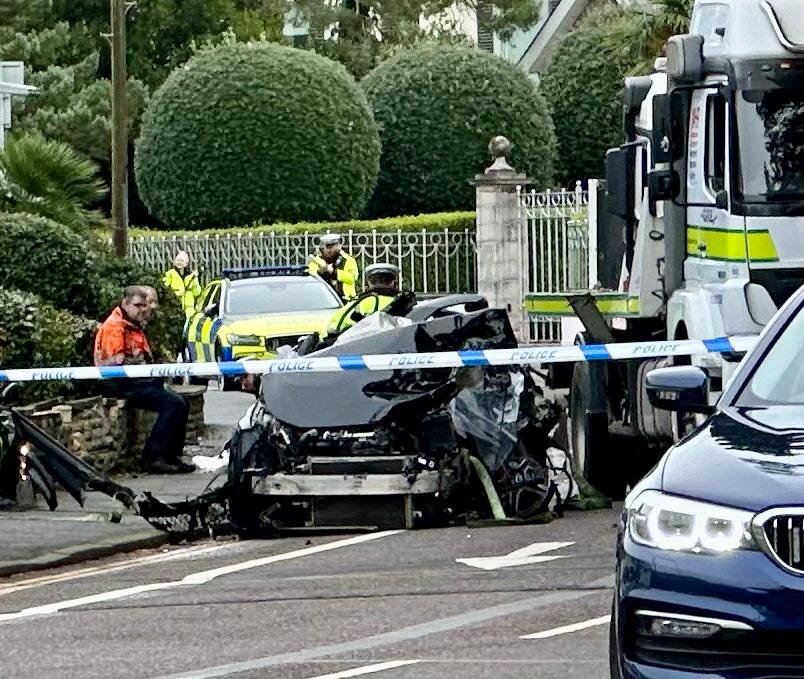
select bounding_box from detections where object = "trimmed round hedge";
[362,45,556,217]
[540,7,638,185]
[135,42,381,228]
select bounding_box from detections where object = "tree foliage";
[540,6,640,185]
[0,134,107,230]
[362,44,556,217]
[49,0,287,90]
[289,0,540,79]
[602,0,693,75]
[0,14,148,165]
[135,41,380,228]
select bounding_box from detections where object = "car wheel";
[216,344,238,392]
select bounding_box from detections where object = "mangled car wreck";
[6,295,577,536]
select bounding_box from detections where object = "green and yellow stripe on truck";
[686,226,779,263]
[523,293,641,318]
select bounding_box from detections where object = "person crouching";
[93,286,195,474]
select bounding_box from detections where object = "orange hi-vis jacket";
[93,307,152,366]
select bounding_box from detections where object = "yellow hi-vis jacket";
[163,268,202,318]
[327,292,395,335]
[307,251,359,300]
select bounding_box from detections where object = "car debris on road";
[8,295,582,538]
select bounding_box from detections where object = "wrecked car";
[2,295,577,537]
[222,294,577,534]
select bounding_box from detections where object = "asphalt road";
[0,504,618,679]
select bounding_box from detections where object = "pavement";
[0,386,622,678]
[0,502,620,679]
[0,387,256,578]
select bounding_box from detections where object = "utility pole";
[110,0,129,257]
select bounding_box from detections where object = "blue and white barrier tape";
[0,335,759,383]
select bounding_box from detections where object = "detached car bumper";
[615,535,804,678]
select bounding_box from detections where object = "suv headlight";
[628,490,757,553]
[227,334,261,345]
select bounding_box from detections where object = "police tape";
[0,335,760,383]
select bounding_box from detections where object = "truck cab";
[537,0,804,497]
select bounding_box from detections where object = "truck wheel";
[569,362,621,499]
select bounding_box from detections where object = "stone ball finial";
[488,135,512,159]
[483,135,516,175]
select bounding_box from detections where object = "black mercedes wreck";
[4,295,576,537]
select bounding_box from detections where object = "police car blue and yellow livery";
[183,266,342,365]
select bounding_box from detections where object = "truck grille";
[758,511,804,572]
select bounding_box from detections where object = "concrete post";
[470,136,529,342]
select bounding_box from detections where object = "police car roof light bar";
[222,265,308,279]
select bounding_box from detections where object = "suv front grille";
[756,510,804,573]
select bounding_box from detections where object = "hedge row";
[0,212,184,365]
[0,287,97,399]
[128,211,477,239]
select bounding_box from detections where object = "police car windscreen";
[226,278,340,315]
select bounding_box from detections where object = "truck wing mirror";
[648,168,680,202]
[652,94,672,164]
[605,146,636,221]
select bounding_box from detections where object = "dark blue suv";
[612,288,804,678]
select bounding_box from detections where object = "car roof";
[226,275,316,287]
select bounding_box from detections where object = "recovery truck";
[525,0,804,496]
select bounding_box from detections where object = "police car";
[183,266,342,386]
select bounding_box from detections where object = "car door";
[186,282,221,362]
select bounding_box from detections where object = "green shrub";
[540,7,639,185]
[0,212,97,315]
[0,287,95,369]
[128,211,476,238]
[135,41,381,229]
[362,44,556,217]
[0,287,97,400]
[0,212,184,363]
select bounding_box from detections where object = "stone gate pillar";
[471,136,529,342]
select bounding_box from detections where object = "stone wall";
[16,385,207,474]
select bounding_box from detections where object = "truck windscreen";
[737,89,804,203]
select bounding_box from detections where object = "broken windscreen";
[737,88,804,202]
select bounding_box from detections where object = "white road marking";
[520,614,611,639]
[305,660,420,679]
[455,541,574,571]
[0,530,402,623]
[0,544,233,597]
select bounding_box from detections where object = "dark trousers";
[102,379,189,463]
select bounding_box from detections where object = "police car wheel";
[215,345,238,392]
